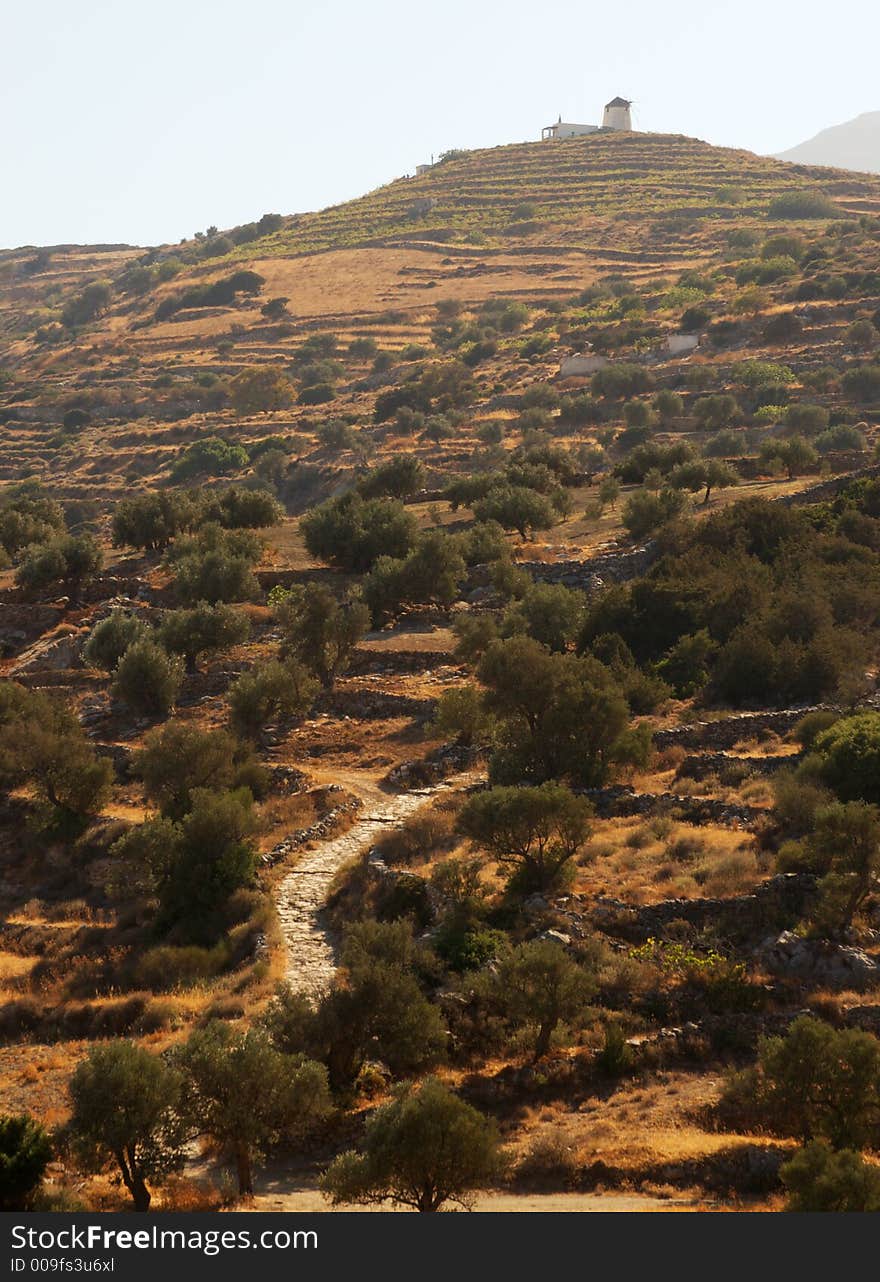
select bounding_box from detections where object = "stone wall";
[774,462,880,507]
[261,789,362,866]
[520,541,658,589]
[579,783,765,829]
[675,751,800,781]
[316,688,438,722]
[589,872,817,944]
[384,742,482,790]
[0,602,68,657]
[347,649,457,675]
[653,709,813,751]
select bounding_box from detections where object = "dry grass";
[502,1068,793,1182]
[577,817,767,903]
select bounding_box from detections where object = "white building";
[542,116,599,140]
[664,334,700,356]
[602,97,633,131]
[559,353,609,377]
[542,98,634,140]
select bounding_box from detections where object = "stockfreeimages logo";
[10,1225,318,1257]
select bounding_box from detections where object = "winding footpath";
[276,771,477,998]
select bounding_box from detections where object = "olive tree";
[176,1023,329,1197]
[68,1042,186,1211]
[320,1078,501,1212]
[112,640,183,718]
[781,1141,880,1212]
[158,601,250,673]
[723,1016,880,1150]
[457,783,592,894]
[494,939,597,1059]
[228,659,318,741]
[0,685,113,820]
[274,584,369,688]
[15,534,102,601]
[82,610,149,672]
[131,722,266,819]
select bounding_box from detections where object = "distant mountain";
[776,111,880,174]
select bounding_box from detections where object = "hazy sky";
[3,0,878,250]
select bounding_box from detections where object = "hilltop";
[777,111,880,175]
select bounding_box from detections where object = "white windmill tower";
[602,97,633,131]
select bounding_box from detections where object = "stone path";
[276,773,475,999]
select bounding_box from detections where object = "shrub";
[157,789,258,938]
[477,636,639,787]
[592,363,653,399]
[792,710,839,750]
[357,456,426,500]
[622,488,688,539]
[158,602,250,673]
[763,312,803,344]
[501,582,585,653]
[783,403,829,436]
[171,437,248,482]
[816,424,866,454]
[781,1142,880,1212]
[493,939,597,1058]
[15,534,102,600]
[154,271,263,321]
[274,584,369,688]
[762,234,805,261]
[228,660,318,740]
[720,1016,880,1148]
[0,685,113,820]
[83,610,149,671]
[299,382,337,405]
[473,485,560,539]
[175,1023,329,1197]
[132,722,266,819]
[111,491,197,551]
[309,923,447,1090]
[301,494,417,572]
[844,320,877,352]
[457,783,592,894]
[841,365,880,403]
[112,640,183,718]
[362,532,466,625]
[0,1114,53,1210]
[693,394,741,429]
[803,802,880,935]
[166,525,261,604]
[814,713,880,805]
[0,483,65,557]
[61,281,112,328]
[203,487,284,530]
[229,367,294,414]
[434,686,490,747]
[768,192,838,220]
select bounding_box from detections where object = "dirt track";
[276,772,477,998]
[250,1184,702,1213]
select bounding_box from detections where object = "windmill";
[602,97,633,131]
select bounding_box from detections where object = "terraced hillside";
[3,132,880,1214]
[247,132,880,252]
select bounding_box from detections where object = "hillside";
[2,130,880,1214]
[1,131,879,505]
[777,111,880,175]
